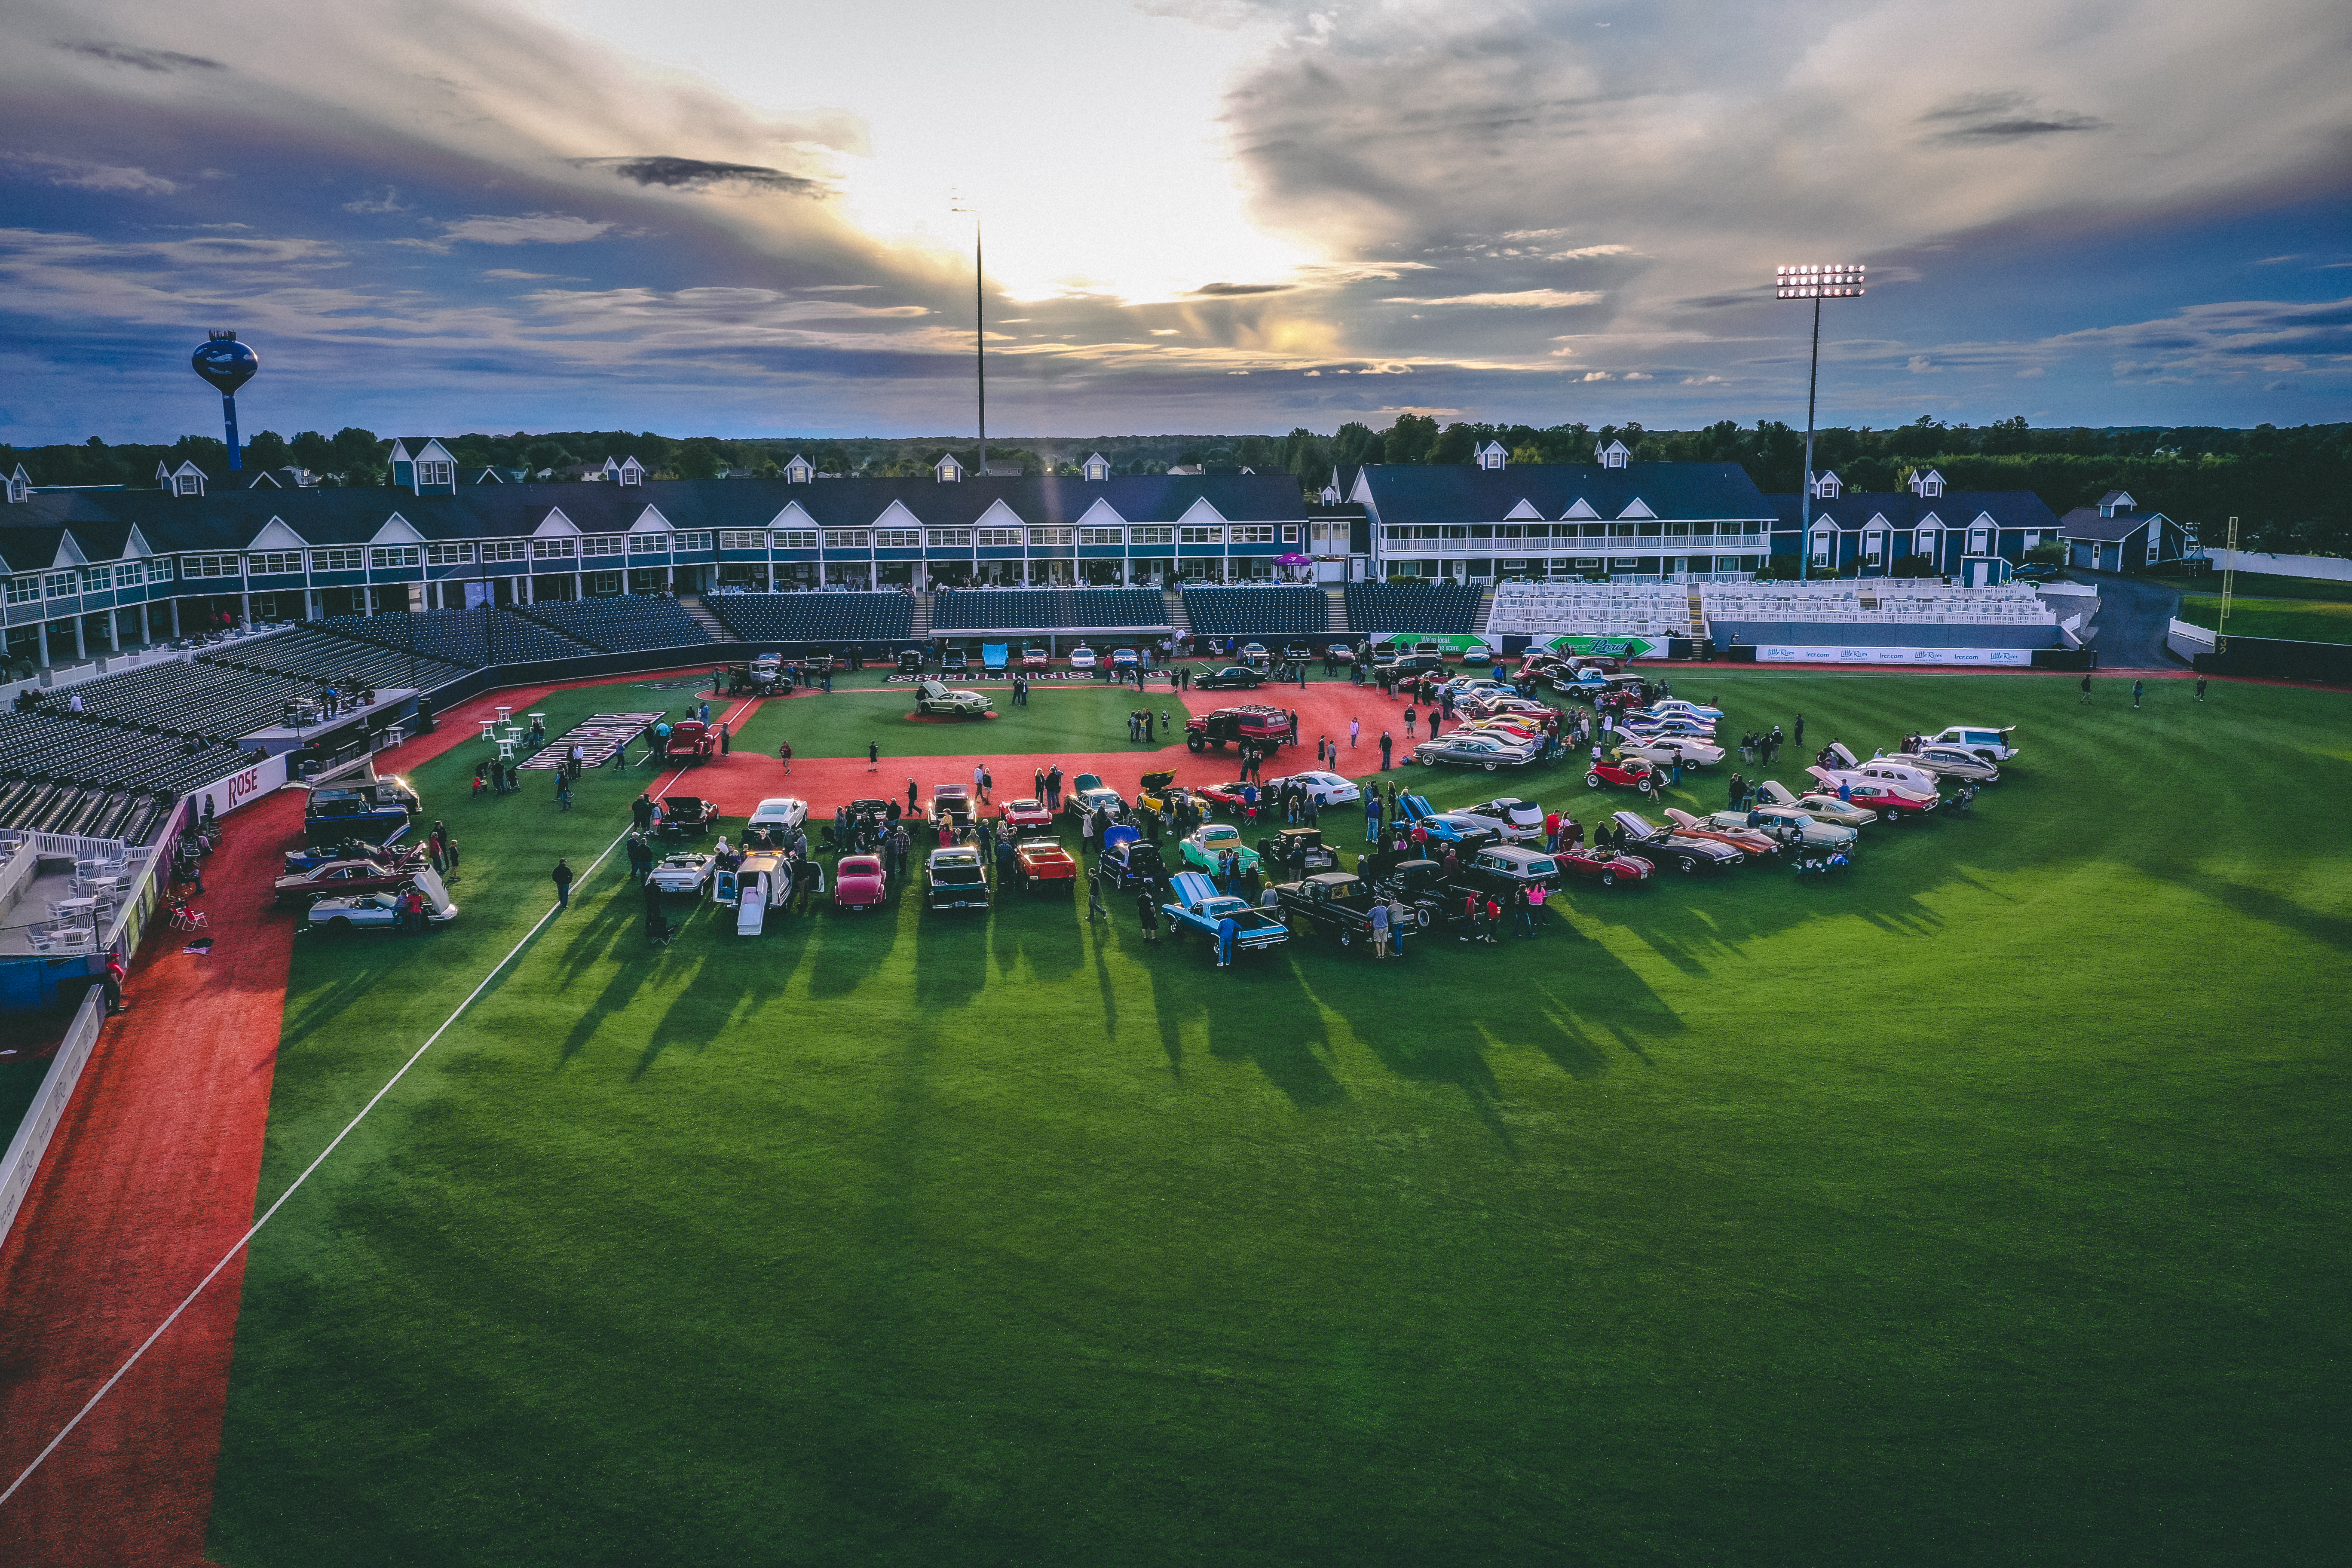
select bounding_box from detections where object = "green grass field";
[210,672,2350,1567]
[2180,592,2352,644]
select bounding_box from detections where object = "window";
[819,530,867,550]
[717,530,766,551]
[148,558,172,583]
[774,530,818,550]
[481,541,528,564]
[7,576,38,605]
[587,571,623,596]
[2147,530,2161,564]
[673,531,713,552]
[248,551,303,576]
[1179,525,1223,545]
[175,475,201,496]
[1127,527,1173,546]
[1078,527,1123,546]
[580,536,625,557]
[927,530,971,548]
[82,566,112,593]
[370,546,420,569]
[311,548,363,572]
[116,562,143,587]
[976,528,1023,548]
[1500,559,1528,572]
[1027,527,1072,547]
[418,460,453,487]
[427,543,474,566]
[628,533,669,554]
[875,529,921,548]
[1968,528,1991,554]
[1230,525,1275,545]
[180,554,236,579]
[1611,557,1639,571]
[531,539,576,560]
[1574,558,1602,571]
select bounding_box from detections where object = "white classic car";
[305,869,458,932]
[648,852,716,894]
[1613,735,1727,768]
[1262,771,1363,806]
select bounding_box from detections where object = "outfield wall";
[2202,550,2352,583]
[2193,634,2352,683]
[0,987,104,1246]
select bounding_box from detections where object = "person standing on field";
[2081,674,2093,704]
[551,859,574,910]
[2133,679,2144,709]
[2195,675,2207,702]
[779,740,793,775]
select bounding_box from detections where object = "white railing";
[0,986,107,1248]
[0,829,130,864]
[2202,549,2352,583]
[2166,617,2217,662]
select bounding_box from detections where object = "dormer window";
[1476,440,1507,471]
[934,453,965,482]
[1595,438,1631,469]
[619,460,643,487]
[784,454,814,484]
[1082,452,1112,482]
[1909,468,1945,499]
[1810,470,1841,500]
[6,469,27,504]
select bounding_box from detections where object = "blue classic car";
[1161,871,1289,955]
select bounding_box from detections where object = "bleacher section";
[1488,582,2062,648]
[705,592,914,645]
[1489,584,1697,641]
[24,660,317,743]
[1179,587,1327,639]
[204,627,472,690]
[516,595,718,652]
[0,710,246,833]
[1697,584,2057,628]
[1344,582,1485,634]
[315,608,592,667]
[929,588,1169,633]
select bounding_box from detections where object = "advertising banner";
[1370,632,1501,656]
[1755,645,2034,666]
[1534,633,1666,661]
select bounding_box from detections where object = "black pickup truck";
[1271,870,1436,951]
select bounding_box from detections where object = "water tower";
[190,329,259,471]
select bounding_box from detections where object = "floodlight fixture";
[1776,265,1868,579]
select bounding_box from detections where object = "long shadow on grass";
[1143,928,1346,1106]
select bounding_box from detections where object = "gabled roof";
[1767,490,2063,533]
[2056,505,2168,542]
[1358,462,1771,525]
[389,438,455,462]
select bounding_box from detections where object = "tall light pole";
[1775,265,1865,581]
[952,196,986,474]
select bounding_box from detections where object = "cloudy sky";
[3,0,2348,445]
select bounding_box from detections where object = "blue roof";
[1357,461,1773,524]
[1767,491,2062,532]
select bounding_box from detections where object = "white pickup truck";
[1924,725,2018,763]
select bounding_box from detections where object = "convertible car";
[999,798,1055,831]
[833,854,888,910]
[646,852,717,894]
[1583,759,1660,791]
[1663,808,1782,860]
[305,869,458,932]
[1553,842,1655,887]
[1412,732,1536,771]
[1013,837,1080,891]
[1180,822,1262,876]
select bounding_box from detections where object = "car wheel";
[1483,761,1497,772]
[1586,772,1603,787]
[1678,857,1698,875]
[328,917,352,933]
[1600,871,1615,888]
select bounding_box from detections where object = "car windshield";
[1200,827,1238,845]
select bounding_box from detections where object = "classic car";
[1751,780,1880,827]
[929,784,976,828]
[1392,799,1504,850]
[646,852,717,894]
[1411,732,1536,771]
[1608,810,1747,874]
[1262,770,1362,807]
[653,796,715,842]
[895,648,925,672]
[1583,758,1660,791]
[1818,745,1942,796]
[914,679,993,717]
[1325,642,1357,664]
[746,796,808,835]
[835,798,894,851]
[1365,859,1473,931]
[1133,770,1181,817]
[1192,664,1266,691]
[999,798,1055,831]
[1884,747,2001,784]
[1161,870,1289,955]
[1663,808,1782,861]
[1065,772,1127,822]
[924,846,991,911]
[1812,775,1940,820]
[1459,644,1494,666]
[1554,841,1655,887]
[1194,780,1253,811]
[653,720,715,764]
[1612,735,1727,769]
[1637,698,1725,722]
[1454,797,1545,842]
[272,858,419,906]
[1180,822,1262,876]
[1100,829,1168,891]
[833,853,888,910]
[1448,844,1564,908]
[1186,704,1290,750]
[1261,826,1339,876]
[1616,712,1717,740]
[1461,717,1552,746]
[302,778,417,842]
[1020,645,1050,667]
[1012,836,1079,890]
[1439,677,1517,701]
[941,648,970,673]
[305,869,457,932]
[285,836,422,875]
[1239,643,1271,666]
[1110,646,1141,670]
[1271,871,1398,949]
[1458,695,1557,727]
[1067,645,1098,669]
[1924,724,2018,762]
[1280,640,1316,662]
[1704,804,1858,852]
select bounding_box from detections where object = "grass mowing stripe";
[0,696,753,1514]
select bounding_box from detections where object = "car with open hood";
[915,679,993,717]
[1663,808,1782,861]
[1454,798,1546,842]
[305,868,457,932]
[1065,772,1127,822]
[1608,810,1746,874]
[1702,804,1858,852]
[1161,870,1289,956]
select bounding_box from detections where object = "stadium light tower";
[1776,264,1865,581]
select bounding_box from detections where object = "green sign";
[1369,632,1496,655]
[1537,633,1664,660]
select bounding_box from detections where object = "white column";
[37,620,52,665]
[241,586,253,625]
[168,599,181,637]
[575,569,585,600]
[765,560,775,591]
[71,615,87,660]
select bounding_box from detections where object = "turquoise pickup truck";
[1160,871,1289,957]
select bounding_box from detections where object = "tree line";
[7,417,2345,554]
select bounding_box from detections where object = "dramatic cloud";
[572,156,828,196]
[436,214,614,246]
[52,40,225,72]
[1381,290,1604,309]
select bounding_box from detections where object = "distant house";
[389,438,459,496]
[1766,469,2062,577]
[2054,491,2194,574]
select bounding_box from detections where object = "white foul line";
[0,694,755,1511]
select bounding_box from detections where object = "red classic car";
[999,798,1055,831]
[1194,780,1253,810]
[1583,759,1659,791]
[1553,843,1655,887]
[1664,807,1782,861]
[1832,779,1940,819]
[1013,836,1079,890]
[272,858,420,906]
[833,854,888,910]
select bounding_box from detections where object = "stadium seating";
[515,596,717,652]
[1344,582,1484,634]
[929,588,1168,632]
[208,628,472,690]
[1179,587,1326,640]
[1488,584,1698,640]
[0,710,250,805]
[315,608,594,667]
[26,660,316,742]
[705,592,913,644]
